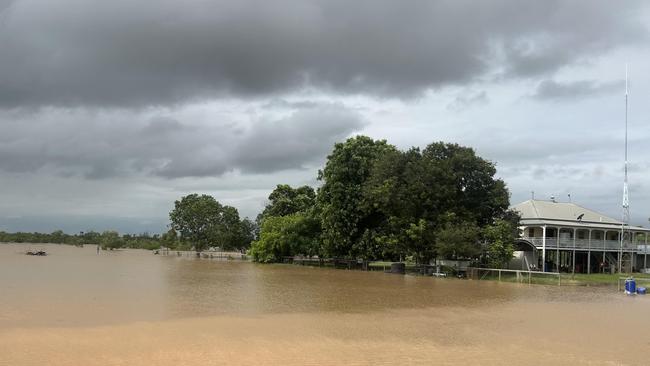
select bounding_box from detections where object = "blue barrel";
[625,278,636,294]
[637,287,646,295]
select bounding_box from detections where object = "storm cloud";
[0,103,364,179]
[1,0,650,233]
[0,0,646,108]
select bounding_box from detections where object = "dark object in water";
[26,251,47,256]
[388,262,405,274]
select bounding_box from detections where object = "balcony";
[522,237,636,251]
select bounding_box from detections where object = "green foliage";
[318,136,397,259]
[484,219,517,268]
[161,228,179,248]
[317,137,510,262]
[238,218,257,250]
[435,221,481,260]
[260,184,316,219]
[249,212,320,262]
[100,230,124,250]
[209,205,244,250]
[169,194,223,252]
[249,183,321,262]
[0,230,93,246]
[169,194,251,252]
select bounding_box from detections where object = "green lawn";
[561,273,650,285]
[468,270,650,287]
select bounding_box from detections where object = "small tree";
[435,221,481,260]
[161,228,179,249]
[100,230,124,250]
[483,219,516,268]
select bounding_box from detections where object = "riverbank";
[467,268,650,287]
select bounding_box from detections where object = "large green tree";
[420,142,509,227]
[361,147,432,262]
[248,137,511,264]
[318,136,396,259]
[169,194,247,252]
[359,142,509,263]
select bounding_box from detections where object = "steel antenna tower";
[619,65,630,274]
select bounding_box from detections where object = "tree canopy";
[250,184,321,261]
[317,136,397,259]
[249,212,320,262]
[2,135,515,267]
[169,194,254,252]
[315,137,511,263]
[260,184,316,219]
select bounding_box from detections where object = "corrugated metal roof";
[511,199,650,232]
[512,199,620,224]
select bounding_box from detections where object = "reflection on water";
[1,243,649,365]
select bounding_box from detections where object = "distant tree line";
[0,230,167,250]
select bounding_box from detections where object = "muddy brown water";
[1,243,649,365]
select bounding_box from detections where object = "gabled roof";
[511,199,621,225]
[511,199,650,233]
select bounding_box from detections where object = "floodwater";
[1,244,649,365]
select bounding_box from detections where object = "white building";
[511,199,650,273]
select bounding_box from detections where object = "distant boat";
[26,251,47,256]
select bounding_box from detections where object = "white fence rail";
[467,267,562,285]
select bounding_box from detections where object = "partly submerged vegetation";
[248,136,518,266]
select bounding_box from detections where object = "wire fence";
[156,249,248,260]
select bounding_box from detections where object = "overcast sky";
[1,0,650,234]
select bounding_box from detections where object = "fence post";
[498,270,501,282]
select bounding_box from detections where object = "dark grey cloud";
[0,103,364,179]
[153,104,365,178]
[0,0,646,108]
[532,79,624,101]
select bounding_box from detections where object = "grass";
[474,271,650,287]
[562,272,650,285]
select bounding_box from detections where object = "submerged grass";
[474,271,650,287]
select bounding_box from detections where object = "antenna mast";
[620,65,630,273]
